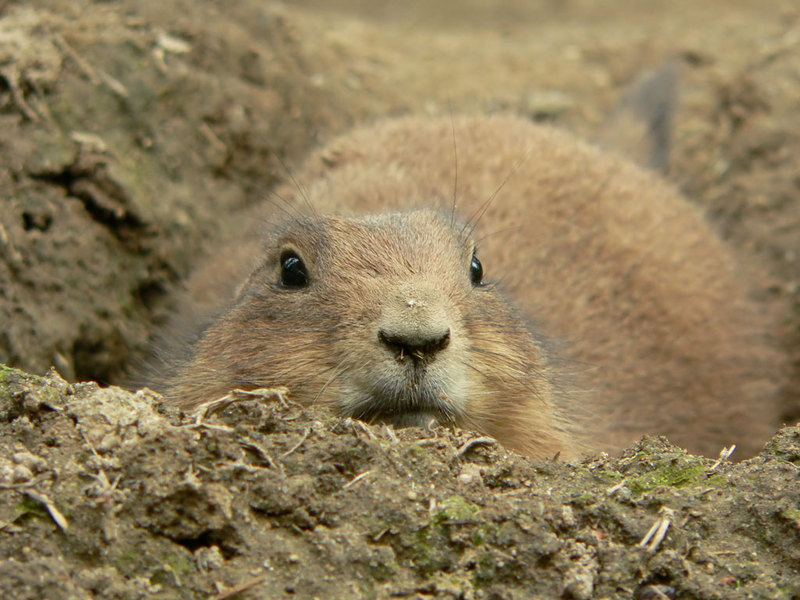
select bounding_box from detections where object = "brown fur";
[162,114,783,459]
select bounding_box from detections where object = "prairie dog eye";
[470,251,484,287]
[280,251,309,288]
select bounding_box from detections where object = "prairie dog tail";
[595,60,680,174]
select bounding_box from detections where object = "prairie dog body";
[164,114,782,459]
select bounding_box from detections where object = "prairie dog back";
[164,114,783,459]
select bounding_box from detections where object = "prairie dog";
[161,112,782,459]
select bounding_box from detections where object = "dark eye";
[280,251,309,288]
[470,252,484,286]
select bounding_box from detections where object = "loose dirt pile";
[1,366,799,599]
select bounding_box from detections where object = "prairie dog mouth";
[340,383,461,427]
[370,410,442,428]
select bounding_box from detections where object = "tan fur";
[164,115,783,459]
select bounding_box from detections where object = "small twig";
[86,471,123,505]
[190,387,291,422]
[638,507,675,552]
[24,490,69,532]
[428,497,438,514]
[709,444,736,471]
[212,575,269,600]
[79,428,125,503]
[0,519,21,534]
[213,460,271,474]
[0,67,40,122]
[240,441,278,470]
[607,479,628,495]
[344,417,377,440]
[69,131,109,153]
[0,223,23,263]
[456,436,497,457]
[99,72,129,99]
[414,438,443,447]
[0,480,41,490]
[382,424,398,442]
[79,427,102,457]
[343,470,372,490]
[186,421,235,433]
[53,33,128,98]
[53,34,102,84]
[199,122,228,155]
[281,427,310,457]
[497,487,533,497]
[637,585,673,600]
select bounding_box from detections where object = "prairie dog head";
[174,208,570,455]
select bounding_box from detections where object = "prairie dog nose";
[378,324,451,361]
[378,295,452,362]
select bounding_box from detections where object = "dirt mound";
[2,1,800,409]
[1,365,799,599]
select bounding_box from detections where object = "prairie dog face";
[207,208,552,430]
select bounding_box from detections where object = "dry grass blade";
[212,575,268,600]
[24,489,69,532]
[638,507,675,552]
[456,436,497,456]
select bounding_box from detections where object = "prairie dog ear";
[595,60,680,174]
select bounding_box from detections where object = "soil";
[1,1,800,598]
[2,365,800,600]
